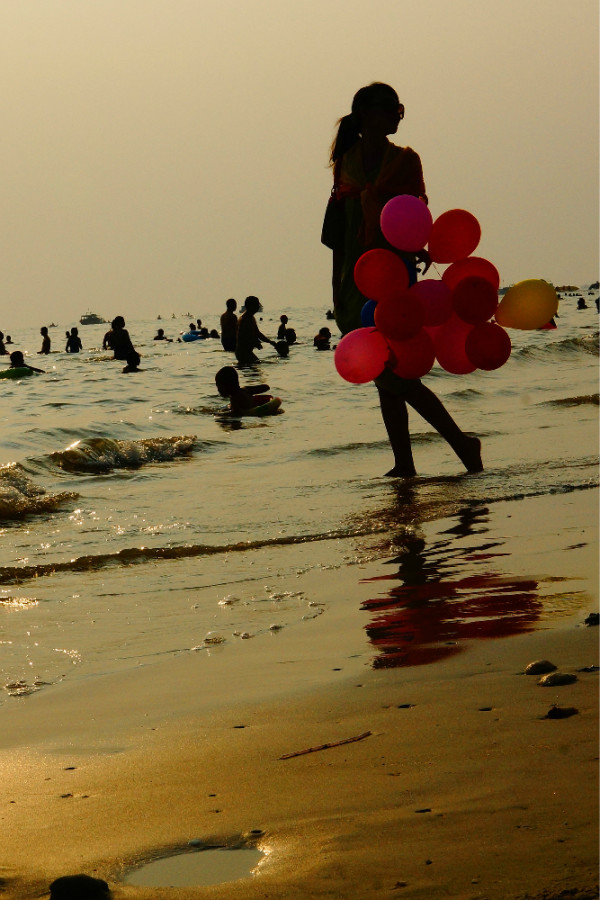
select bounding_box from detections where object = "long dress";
[323,139,427,336]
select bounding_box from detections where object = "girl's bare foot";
[385,465,417,478]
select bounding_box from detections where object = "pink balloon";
[451,276,498,324]
[386,329,435,379]
[428,209,481,264]
[408,279,453,326]
[433,315,476,374]
[465,323,511,370]
[334,327,390,384]
[442,256,500,291]
[380,195,433,252]
[353,249,409,302]
[374,291,424,342]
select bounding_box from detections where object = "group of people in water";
[0,295,333,384]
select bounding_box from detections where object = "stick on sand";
[279,730,372,760]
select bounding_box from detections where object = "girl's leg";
[376,386,417,477]
[404,382,483,472]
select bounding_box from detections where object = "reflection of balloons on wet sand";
[362,571,541,669]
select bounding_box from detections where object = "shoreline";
[1,488,597,899]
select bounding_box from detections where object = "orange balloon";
[496,280,559,330]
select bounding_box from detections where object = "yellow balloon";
[495,279,559,329]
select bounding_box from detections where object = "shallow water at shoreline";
[1,301,598,705]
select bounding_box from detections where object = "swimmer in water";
[313,327,332,350]
[8,350,44,373]
[215,365,272,415]
[153,328,172,342]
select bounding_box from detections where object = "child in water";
[215,366,272,415]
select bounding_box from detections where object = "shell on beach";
[524,659,557,675]
[203,632,226,645]
[537,672,578,686]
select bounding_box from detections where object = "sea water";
[0,299,598,701]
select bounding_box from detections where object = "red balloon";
[451,276,498,324]
[353,249,409,303]
[465,323,511,370]
[386,329,435,379]
[374,291,424,342]
[442,256,500,291]
[380,195,433,252]
[428,209,481,264]
[334,327,390,384]
[433,315,476,374]
[408,279,453,326]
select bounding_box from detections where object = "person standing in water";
[108,316,136,361]
[235,296,276,366]
[38,326,51,354]
[322,82,482,477]
[220,298,238,351]
[65,327,83,352]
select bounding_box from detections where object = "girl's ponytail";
[330,113,360,166]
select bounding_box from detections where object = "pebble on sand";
[537,672,578,687]
[524,660,557,675]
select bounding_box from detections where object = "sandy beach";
[0,488,597,900]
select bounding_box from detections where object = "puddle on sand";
[124,847,264,887]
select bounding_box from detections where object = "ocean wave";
[542,393,599,408]
[306,432,443,458]
[1,478,597,584]
[0,520,404,584]
[0,464,77,522]
[46,435,198,474]
[516,332,598,361]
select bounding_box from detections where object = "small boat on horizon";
[80,311,107,325]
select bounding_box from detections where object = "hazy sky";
[0,0,597,329]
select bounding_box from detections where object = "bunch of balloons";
[334,195,559,384]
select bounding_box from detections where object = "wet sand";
[1,490,598,900]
